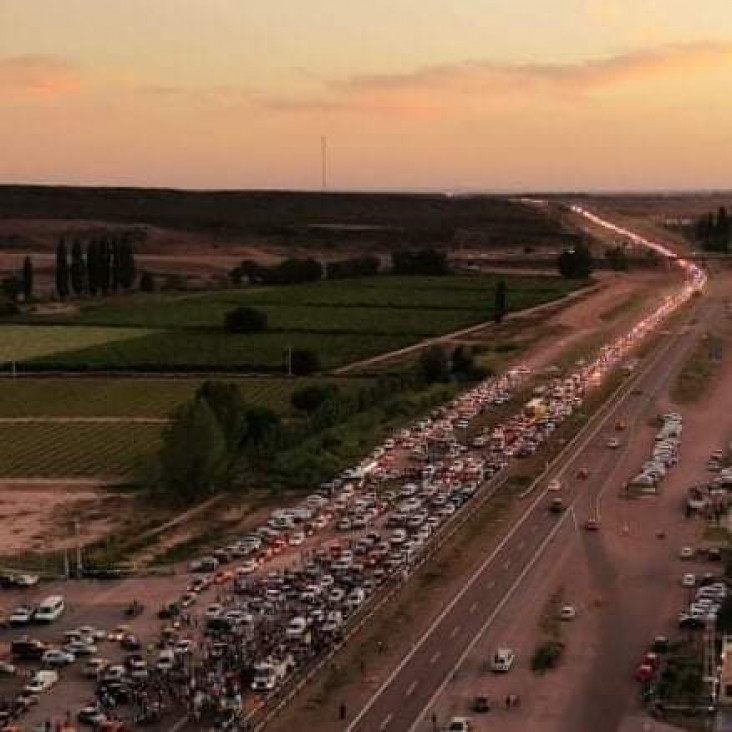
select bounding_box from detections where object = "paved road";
[346,295,718,732]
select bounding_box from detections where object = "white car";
[82,658,109,679]
[547,479,562,492]
[446,718,472,732]
[156,649,176,672]
[560,605,577,621]
[9,606,34,625]
[490,648,515,672]
[682,573,696,588]
[24,671,58,694]
[205,604,223,620]
[606,438,621,449]
[679,547,695,560]
[42,649,75,667]
[288,531,305,546]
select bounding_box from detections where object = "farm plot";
[0,325,155,365]
[24,331,412,372]
[0,377,367,418]
[0,422,162,478]
[13,275,584,372]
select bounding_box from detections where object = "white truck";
[250,655,295,692]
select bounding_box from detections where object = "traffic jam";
[0,219,706,730]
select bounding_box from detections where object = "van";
[34,595,65,623]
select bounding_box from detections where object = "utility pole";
[321,135,328,191]
[286,347,293,377]
[74,519,83,577]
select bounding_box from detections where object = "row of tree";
[55,237,137,299]
[694,207,730,252]
[1,256,34,305]
[391,247,450,275]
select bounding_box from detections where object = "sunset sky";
[2,0,732,191]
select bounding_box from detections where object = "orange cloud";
[0,55,81,97]
[260,41,732,115]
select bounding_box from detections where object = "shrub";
[531,641,564,673]
[291,384,339,413]
[290,348,320,375]
[224,306,268,333]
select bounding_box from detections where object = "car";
[547,478,561,492]
[490,648,515,672]
[13,573,40,587]
[606,438,621,449]
[679,547,695,560]
[107,624,130,642]
[180,592,197,608]
[42,648,75,667]
[682,573,696,588]
[9,606,34,626]
[584,518,600,531]
[65,640,97,656]
[76,625,106,641]
[615,420,627,431]
[560,605,577,621]
[472,695,491,713]
[156,649,176,672]
[77,704,108,726]
[82,658,109,679]
[549,497,565,514]
[0,660,16,675]
[446,718,472,732]
[24,670,58,693]
[205,604,223,620]
[120,634,141,652]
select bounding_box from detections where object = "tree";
[291,384,339,413]
[290,348,320,375]
[451,346,476,379]
[139,272,155,293]
[243,406,282,444]
[21,256,33,302]
[55,238,70,300]
[494,281,508,323]
[156,399,228,503]
[118,240,137,289]
[70,240,86,296]
[224,306,268,333]
[558,241,593,279]
[87,240,100,295]
[418,345,450,383]
[195,381,247,451]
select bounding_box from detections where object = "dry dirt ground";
[0,483,133,557]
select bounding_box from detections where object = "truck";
[250,655,295,692]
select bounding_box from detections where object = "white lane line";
[470,603,478,614]
[407,509,571,732]
[430,651,441,665]
[380,713,393,731]
[450,625,460,638]
[406,681,418,697]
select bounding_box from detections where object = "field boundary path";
[332,282,602,374]
[0,416,169,424]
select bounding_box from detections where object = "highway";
[345,294,717,732]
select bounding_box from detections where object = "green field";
[10,275,581,372]
[0,325,154,365]
[0,377,366,418]
[0,422,161,478]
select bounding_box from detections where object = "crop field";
[0,422,161,478]
[0,325,154,365]
[10,275,582,372]
[0,377,367,418]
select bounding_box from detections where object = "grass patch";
[0,325,154,365]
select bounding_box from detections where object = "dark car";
[120,634,141,651]
[473,695,492,713]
